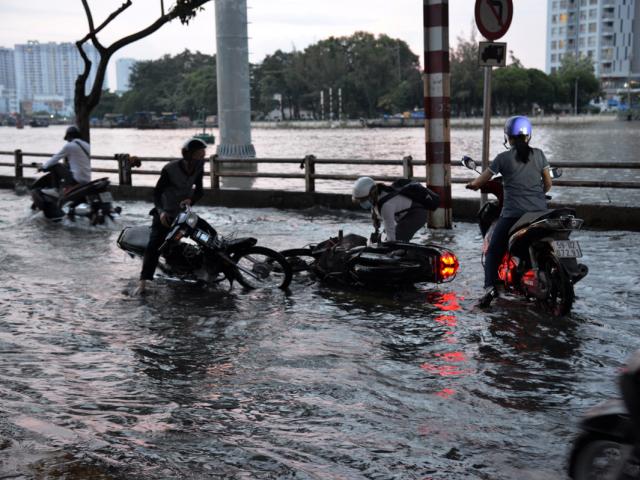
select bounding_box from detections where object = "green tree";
[450,34,483,116]
[552,54,601,112]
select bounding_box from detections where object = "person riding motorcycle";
[40,125,91,192]
[466,116,553,308]
[352,176,428,242]
[135,138,211,295]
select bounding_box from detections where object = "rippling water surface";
[0,188,639,479]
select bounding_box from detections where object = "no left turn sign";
[474,0,513,41]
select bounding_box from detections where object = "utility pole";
[574,77,579,115]
[423,0,452,229]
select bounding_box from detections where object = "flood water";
[1,188,639,479]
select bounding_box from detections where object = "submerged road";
[0,188,638,479]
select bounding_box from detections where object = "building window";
[552,41,558,49]
[559,40,565,49]
[551,54,558,62]
[588,22,597,32]
[589,8,597,18]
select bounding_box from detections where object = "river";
[1,117,639,204]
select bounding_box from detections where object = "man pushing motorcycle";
[135,138,212,295]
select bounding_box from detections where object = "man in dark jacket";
[135,138,208,295]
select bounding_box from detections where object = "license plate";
[552,240,582,258]
[99,191,113,203]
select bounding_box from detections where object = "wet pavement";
[0,188,639,479]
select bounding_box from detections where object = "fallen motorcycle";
[117,207,292,290]
[281,230,459,288]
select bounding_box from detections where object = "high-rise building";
[546,0,640,93]
[116,57,137,93]
[13,40,105,115]
[0,47,16,90]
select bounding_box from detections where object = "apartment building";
[546,0,640,94]
[115,57,137,93]
[13,40,104,115]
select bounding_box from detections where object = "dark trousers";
[395,208,429,242]
[48,163,77,189]
[484,216,519,288]
[140,211,215,281]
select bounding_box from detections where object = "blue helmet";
[504,116,532,142]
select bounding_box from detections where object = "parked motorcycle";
[281,230,459,287]
[30,167,121,225]
[117,207,292,290]
[568,351,640,479]
[462,155,588,316]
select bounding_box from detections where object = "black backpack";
[377,179,440,211]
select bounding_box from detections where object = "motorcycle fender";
[578,400,633,441]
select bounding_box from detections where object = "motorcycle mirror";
[550,167,563,179]
[461,155,477,171]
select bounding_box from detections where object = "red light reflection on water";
[421,292,472,401]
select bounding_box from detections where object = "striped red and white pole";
[423,0,451,229]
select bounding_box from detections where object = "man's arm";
[380,203,397,241]
[542,168,552,193]
[153,169,171,213]
[41,144,68,170]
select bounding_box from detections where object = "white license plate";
[99,191,113,203]
[552,240,582,258]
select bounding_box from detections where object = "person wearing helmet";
[466,116,553,307]
[135,138,210,295]
[40,125,91,191]
[352,176,429,242]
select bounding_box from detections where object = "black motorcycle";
[31,167,121,225]
[281,230,459,287]
[569,351,640,479]
[462,155,588,316]
[117,207,292,290]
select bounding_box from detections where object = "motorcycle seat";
[117,226,151,254]
[356,252,403,266]
[509,207,577,235]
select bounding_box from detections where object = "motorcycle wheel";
[570,437,634,480]
[538,252,575,316]
[232,246,292,290]
[280,248,317,275]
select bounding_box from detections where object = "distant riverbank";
[253,114,619,129]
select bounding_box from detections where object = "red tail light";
[497,253,517,284]
[438,252,459,281]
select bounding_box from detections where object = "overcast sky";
[0,1,548,89]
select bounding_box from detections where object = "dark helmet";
[64,125,81,141]
[504,116,532,142]
[182,137,208,157]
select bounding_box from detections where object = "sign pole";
[481,65,492,205]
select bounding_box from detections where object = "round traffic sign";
[474,0,513,41]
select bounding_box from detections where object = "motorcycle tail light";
[438,252,459,282]
[498,254,518,284]
[561,215,583,230]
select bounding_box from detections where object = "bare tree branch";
[78,0,132,49]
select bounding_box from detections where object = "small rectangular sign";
[478,41,507,67]
[552,240,583,258]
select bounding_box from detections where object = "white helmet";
[352,176,375,201]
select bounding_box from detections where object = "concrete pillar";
[215,0,255,163]
[423,0,452,229]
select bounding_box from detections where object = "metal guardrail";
[1,149,639,192]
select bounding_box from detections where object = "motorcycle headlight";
[186,212,198,228]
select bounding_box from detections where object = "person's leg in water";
[395,208,429,242]
[478,216,519,307]
[136,212,171,294]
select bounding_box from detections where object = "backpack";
[377,179,440,211]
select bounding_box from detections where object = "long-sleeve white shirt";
[373,193,413,241]
[42,139,92,184]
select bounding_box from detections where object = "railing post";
[402,155,413,179]
[14,149,23,179]
[115,153,132,186]
[210,154,220,190]
[304,154,316,193]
